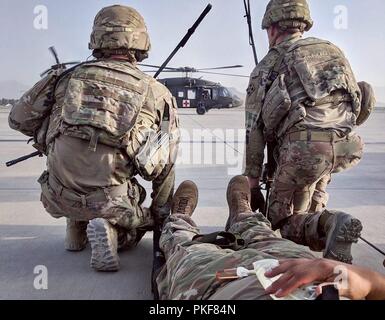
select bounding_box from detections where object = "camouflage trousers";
[156,212,315,300]
[269,131,363,231]
[38,171,153,233]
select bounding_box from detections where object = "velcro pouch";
[262,74,292,141]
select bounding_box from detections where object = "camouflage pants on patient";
[156,212,315,300]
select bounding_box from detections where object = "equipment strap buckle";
[187,231,245,251]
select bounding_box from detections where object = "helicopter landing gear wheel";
[196,105,206,115]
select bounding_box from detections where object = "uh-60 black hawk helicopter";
[139,63,247,115]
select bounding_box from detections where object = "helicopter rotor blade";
[138,63,178,71]
[40,62,80,77]
[142,70,179,73]
[49,46,60,65]
[62,61,80,66]
[196,65,244,71]
[40,69,51,77]
[197,71,249,78]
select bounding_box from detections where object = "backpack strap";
[267,47,287,85]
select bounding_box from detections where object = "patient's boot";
[281,210,362,264]
[319,210,362,264]
[171,181,198,217]
[65,219,88,252]
[87,218,120,272]
[226,175,252,231]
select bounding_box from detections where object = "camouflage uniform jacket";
[9,59,180,218]
[244,33,361,179]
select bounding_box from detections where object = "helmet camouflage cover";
[89,5,151,52]
[262,0,313,31]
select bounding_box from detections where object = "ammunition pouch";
[262,74,292,142]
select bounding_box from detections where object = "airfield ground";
[0,107,384,299]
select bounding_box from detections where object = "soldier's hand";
[250,187,265,213]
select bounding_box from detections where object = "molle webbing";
[61,61,149,151]
[74,73,144,95]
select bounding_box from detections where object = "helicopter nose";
[233,97,243,107]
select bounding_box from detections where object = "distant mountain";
[0,80,29,99]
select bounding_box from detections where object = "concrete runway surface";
[0,107,384,300]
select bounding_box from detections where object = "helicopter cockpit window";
[178,91,184,98]
[219,88,231,97]
[187,89,196,100]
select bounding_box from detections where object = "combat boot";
[171,181,199,216]
[87,218,120,272]
[319,210,363,264]
[226,176,252,231]
[65,219,88,252]
[281,210,363,264]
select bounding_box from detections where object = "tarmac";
[0,107,384,300]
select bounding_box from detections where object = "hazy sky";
[1,0,385,95]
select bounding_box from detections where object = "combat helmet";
[89,5,151,53]
[262,0,313,32]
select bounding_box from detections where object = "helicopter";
[140,64,248,115]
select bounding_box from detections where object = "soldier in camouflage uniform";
[245,0,375,263]
[8,5,180,272]
[157,175,345,300]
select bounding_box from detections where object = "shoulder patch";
[247,83,256,96]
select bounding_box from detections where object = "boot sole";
[324,216,362,264]
[87,219,120,272]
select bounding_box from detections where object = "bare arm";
[265,258,385,300]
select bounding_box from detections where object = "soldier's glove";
[250,187,265,214]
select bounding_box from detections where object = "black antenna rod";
[154,4,213,78]
[243,0,258,66]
